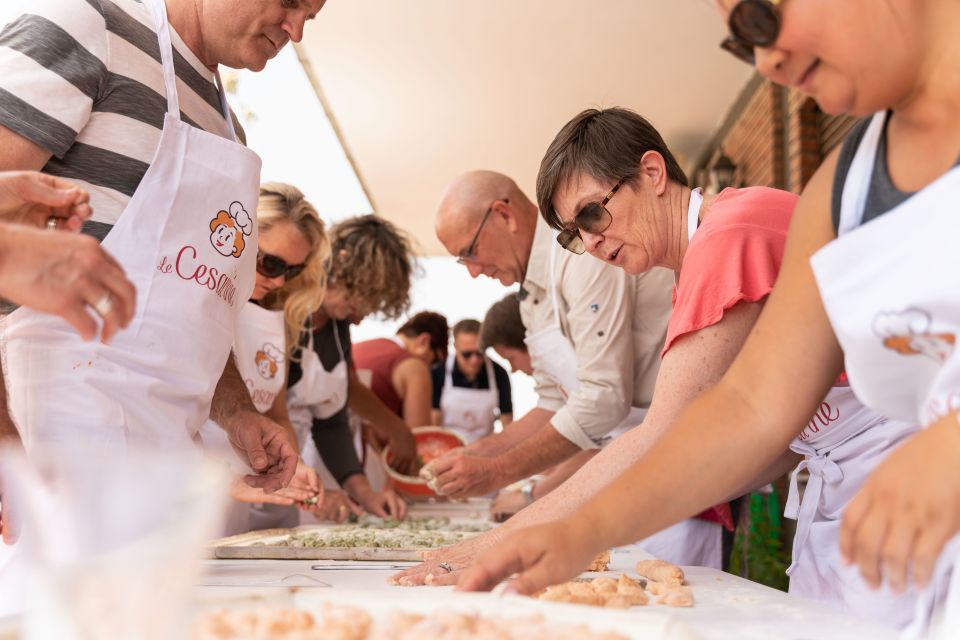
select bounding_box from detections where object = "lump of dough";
[635,559,684,587]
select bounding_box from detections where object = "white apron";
[3,0,260,453]
[0,0,259,609]
[810,111,960,638]
[439,353,499,443]
[287,321,352,491]
[199,302,287,535]
[784,384,919,627]
[525,224,719,567]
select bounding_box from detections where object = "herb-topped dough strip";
[275,517,490,550]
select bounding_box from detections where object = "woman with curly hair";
[201,182,330,533]
[288,214,420,522]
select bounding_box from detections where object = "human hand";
[387,428,418,476]
[0,171,92,231]
[352,485,408,521]
[286,460,323,506]
[310,490,363,523]
[491,489,526,522]
[457,518,597,594]
[0,224,136,342]
[389,531,501,587]
[421,450,503,499]
[840,417,960,592]
[229,475,296,506]
[225,410,299,493]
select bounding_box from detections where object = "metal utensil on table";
[311,563,415,571]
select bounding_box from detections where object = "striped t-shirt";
[0,0,244,241]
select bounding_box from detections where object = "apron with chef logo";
[784,382,919,626]
[810,111,960,637]
[3,0,260,452]
[198,302,287,535]
[439,352,499,444]
[524,231,720,567]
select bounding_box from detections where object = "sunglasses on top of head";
[556,177,626,255]
[256,251,306,280]
[719,0,782,66]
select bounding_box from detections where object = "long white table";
[195,545,898,640]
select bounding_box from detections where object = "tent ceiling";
[299,0,752,255]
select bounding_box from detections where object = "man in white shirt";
[425,170,673,498]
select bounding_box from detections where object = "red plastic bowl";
[381,427,466,500]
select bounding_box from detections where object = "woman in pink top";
[442,108,920,626]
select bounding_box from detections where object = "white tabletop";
[195,544,897,640]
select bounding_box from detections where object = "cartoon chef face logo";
[209,201,253,258]
[873,308,956,364]
[254,342,284,380]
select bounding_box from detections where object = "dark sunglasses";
[458,350,484,360]
[556,178,626,255]
[256,251,306,280]
[719,0,781,66]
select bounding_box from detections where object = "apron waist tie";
[785,450,843,576]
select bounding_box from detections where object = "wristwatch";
[520,478,538,506]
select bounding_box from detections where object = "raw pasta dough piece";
[615,574,649,605]
[656,586,695,608]
[587,550,611,572]
[591,578,618,594]
[635,559,684,586]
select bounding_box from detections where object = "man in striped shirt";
[0,0,326,542]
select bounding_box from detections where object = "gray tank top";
[830,112,914,234]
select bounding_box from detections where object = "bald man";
[426,170,674,501]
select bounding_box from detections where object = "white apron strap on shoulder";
[837,112,888,236]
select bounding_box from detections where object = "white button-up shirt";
[520,217,674,449]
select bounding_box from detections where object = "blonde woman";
[202,182,330,533]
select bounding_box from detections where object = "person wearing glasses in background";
[419,170,727,573]
[199,183,328,534]
[457,0,960,625]
[354,311,450,431]
[431,318,513,444]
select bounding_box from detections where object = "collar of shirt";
[450,358,489,388]
[521,216,554,299]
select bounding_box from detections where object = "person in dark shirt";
[287,215,418,522]
[431,318,512,443]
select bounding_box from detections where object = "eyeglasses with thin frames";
[555,178,626,255]
[456,199,508,264]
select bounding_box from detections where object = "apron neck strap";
[547,236,563,329]
[445,352,456,386]
[484,356,497,394]
[837,111,888,236]
[330,320,346,363]
[148,0,238,139]
[687,187,704,243]
[148,0,181,118]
